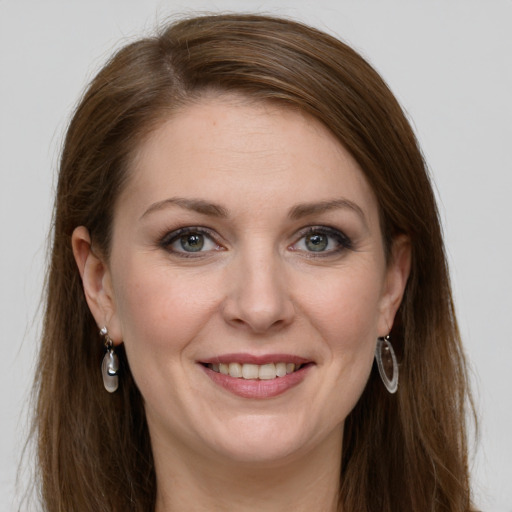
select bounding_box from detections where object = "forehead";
[118,95,379,223]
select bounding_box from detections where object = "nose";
[222,249,295,334]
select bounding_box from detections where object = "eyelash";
[159,227,222,258]
[290,226,353,256]
[158,226,353,258]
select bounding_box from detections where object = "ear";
[377,234,411,336]
[71,226,122,344]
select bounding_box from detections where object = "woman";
[34,13,475,511]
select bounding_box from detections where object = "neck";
[153,428,343,512]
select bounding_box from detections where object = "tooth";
[259,363,277,380]
[214,362,301,379]
[275,362,287,377]
[242,364,259,379]
[229,362,242,378]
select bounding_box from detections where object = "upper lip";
[200,353,313,365]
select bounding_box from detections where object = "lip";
[198,353,314,399]
[200,353,312,366]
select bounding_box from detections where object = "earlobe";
[71,227,121,342]
[378,235,411,335]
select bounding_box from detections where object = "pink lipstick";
[199,353,313,398]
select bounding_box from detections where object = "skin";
[73,95,410,512]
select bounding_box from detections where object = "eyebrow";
[140,197,229,220]
[288,198,367,224]
[140,196,366,224]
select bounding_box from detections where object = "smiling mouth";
[205,362,304,380]
[200,357,313,398]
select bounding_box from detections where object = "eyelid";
[157,224,352,257]
[290,225,353,254]
[159,226,224,255]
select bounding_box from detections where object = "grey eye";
[291,227,352,255]
[179,233,205,252]
[305,233,328,252]
[162,229,219,254]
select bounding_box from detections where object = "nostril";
[227,311,293,334]
[220,264,295,333]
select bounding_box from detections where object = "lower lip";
[200,364,312,399]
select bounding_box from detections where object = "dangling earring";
[100,326,119,393]
[375,335,398,394]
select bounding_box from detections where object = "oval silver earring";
[100,326,119,393]
[375,335,398,394]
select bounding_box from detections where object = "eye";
[291,227,352,255]
[304,233,329,252]
[160,228,221,255]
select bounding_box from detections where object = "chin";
[202,414,327,465]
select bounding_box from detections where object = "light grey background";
[1,1,511,510]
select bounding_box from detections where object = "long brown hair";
[34,14,475,511]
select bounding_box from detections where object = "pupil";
[306,233,328,251]
[181,234,204,252]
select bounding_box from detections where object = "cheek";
[299,267,385,350]
[112,260,220,356]
[328,277,382,385]
[111,263,224,406]
[297,265,384,407]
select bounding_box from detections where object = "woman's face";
[80,96,409,466]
